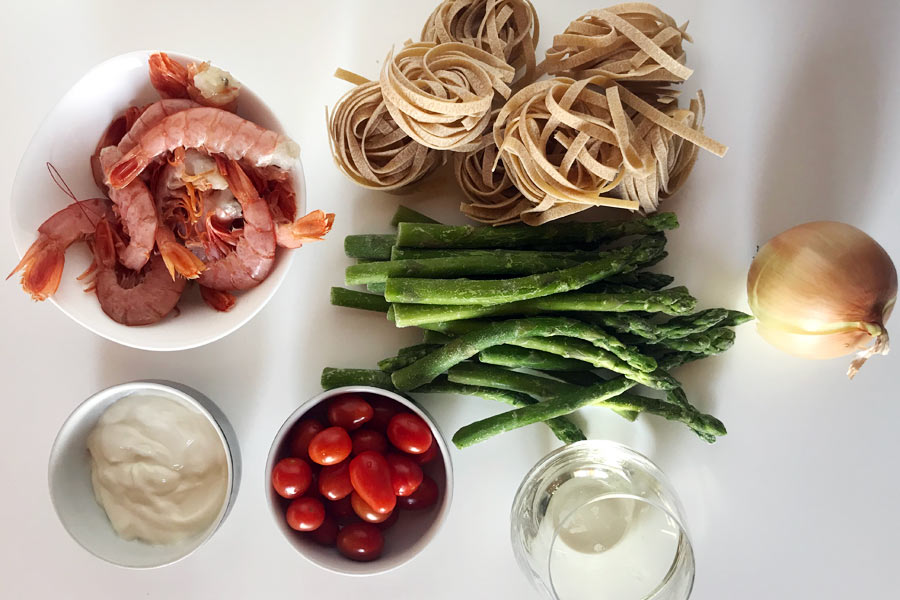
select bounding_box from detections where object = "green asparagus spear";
[448,363,639,421]
[391,317,678,391]
[322,368,395,391]
[378,345,444,373]
[346,253,587,285]
[384,235,666,305]
[650,327,736,354]
[390,247,608,261]
[320,368,584,444]
[719,310,755,327]
[451,352,722,447]
[391,286,695,326]
[366,282,387,295]
[395,212,678,248]
[587,308,752,342]
[330,287,390,313]
[391,206,439,226]
[344,234,397,260]
[421,378,585,444]
[605,271,675,291]
[478,345,596,371]
[412,315,658,373]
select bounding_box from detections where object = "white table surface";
[2,0,899,598]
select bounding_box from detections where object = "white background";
[2,0,899,598]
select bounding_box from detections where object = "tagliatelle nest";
[541,3,691,85]
[327,71,444,191]
[422,0,540,85]
[492,77,726,224]
[454,110,531,224]
[619,91,708,212]
[380,42,516,151]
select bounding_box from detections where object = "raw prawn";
[91,106,144,190]
[98,149,158,271]
[107,107,300,189]
[92,219,185,326]
[156,222,205,280]
[148,52,240,111]
[199,286,236,312]
[197,159,276,291]
[114,99,199,157]
[8,197,113,301]
[276,210,335,249]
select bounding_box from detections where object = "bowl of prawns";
[9,51,334,350]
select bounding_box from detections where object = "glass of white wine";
[511,441,695,600]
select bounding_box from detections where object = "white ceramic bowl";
[9,50,306,350]
[48,381,241,568]
[265,386,454,576]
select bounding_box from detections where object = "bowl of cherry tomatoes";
[265,386,453,575]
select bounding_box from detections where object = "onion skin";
[748,221,896,376]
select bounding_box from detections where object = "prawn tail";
[108,153,148,189]
[158,240,205,280]
[200,285,236,312]
[7,237,65,301]
[148,52,190,99]
[276,210,335,249]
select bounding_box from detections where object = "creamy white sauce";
[86,394,228,545]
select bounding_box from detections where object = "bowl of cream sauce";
[48,381,240,568]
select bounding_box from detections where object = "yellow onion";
[747,221,896,378]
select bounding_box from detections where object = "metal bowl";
[265,386,454,576]
[48,380,241,568]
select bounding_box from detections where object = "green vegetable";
[391,247,606,261]
[344,234,397,260]
[346,252,588,285]
[366,282,387,294]
[413,316,660,373]
[391,286,695,326]
[391,317,678,391]
[478,345,595,371]
[448,363,639,421]
[649,326,736,355]
[395,212,678,249]
[385,235,666,306]
[322,367,395,391]
[391,205,438,227]
[330,287,390,313]
[378,344,444,373]
[588,308,753,342]
[320,368,584,444]
[451,352,723,448]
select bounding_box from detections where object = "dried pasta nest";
[380,42,516,151]
[454,109,531,224]
[327,73,444,191]
[492,76,726,224]
[541,3,692,84]
[619,92,708,212]
[422,0,540,85]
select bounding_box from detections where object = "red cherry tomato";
[318,460,353,500]
[337,523,384,562]
[386,452,424,497]
[349,451,396,515]
[410,440,439,465]
[387,413,433,454]
[271,458,313,499]
[351,429,388,456]
[367,396,400,431]
[289,419,324,458]
[350,491,392,523]
[397,475,439,510]
[286,497,326,532]
[327,395,374,430]
[310,515,338,546]
[308,426,352,466]
[328,495,356,521]
[375,508,399,531]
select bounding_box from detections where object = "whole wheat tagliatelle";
[422,0,540,85]
[327,71,444,191]
[380,42,516,151]
[454,109,531,224]
[492,76,726,224]
[540,3,693,84]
